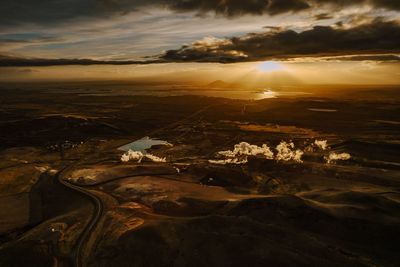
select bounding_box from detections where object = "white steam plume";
[209,142,274,165]
[208,139,352,166]
[275,141,304,163]
[145,153,167,163]
[210,141,306,165]
[314,140,328,150]
[218,142,274,159]
[121,150,144,163]
[121,150,166,163]
[208,157,249,165]
[326,152,351,164]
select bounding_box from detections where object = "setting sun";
[257,61,284,72]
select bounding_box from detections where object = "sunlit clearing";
[257,61,283,72]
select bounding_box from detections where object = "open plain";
[0,82,399,266]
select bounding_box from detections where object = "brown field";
[0,82,399,267]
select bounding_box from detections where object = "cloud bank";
[0,55,161,67]
[160,19,400,63]
[3,18,399,66]
[1,0,399,27]
[1,1,399,66]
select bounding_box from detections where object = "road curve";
[56,168,104,267]
[55,103,227,266]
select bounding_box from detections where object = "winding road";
[57,168,104,267]
[54,103,228,266]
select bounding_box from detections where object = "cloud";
[169,0,311,16]
[0,55,161,67]
[2,18,399,66]
[160,19,400,62]
[322,54,400,62]
[0,34,66,52]
[0,0,399,28]
[313,13,334,20]
[367,0,400,10]
[0,35,63,44]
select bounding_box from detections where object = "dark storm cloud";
[168,0,310,16]
[104,0,400,14]
[313,13,334,20]
[0,35,63,45]
[0,0,93,27]
[159,19,400,63]
[1,19,399,66]
[0,55,162,67]
[0,0,399,27]
[324,54,400,62]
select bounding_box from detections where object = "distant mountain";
[207,80,231,88]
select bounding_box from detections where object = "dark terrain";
[0,82,399,267]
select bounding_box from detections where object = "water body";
[118,136,172,152]
[308,108,338,112]
[83,85,311,100]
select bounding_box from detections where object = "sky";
[0,0,399,84]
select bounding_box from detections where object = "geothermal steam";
[209,140,350,165]
[121,150,166,163]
